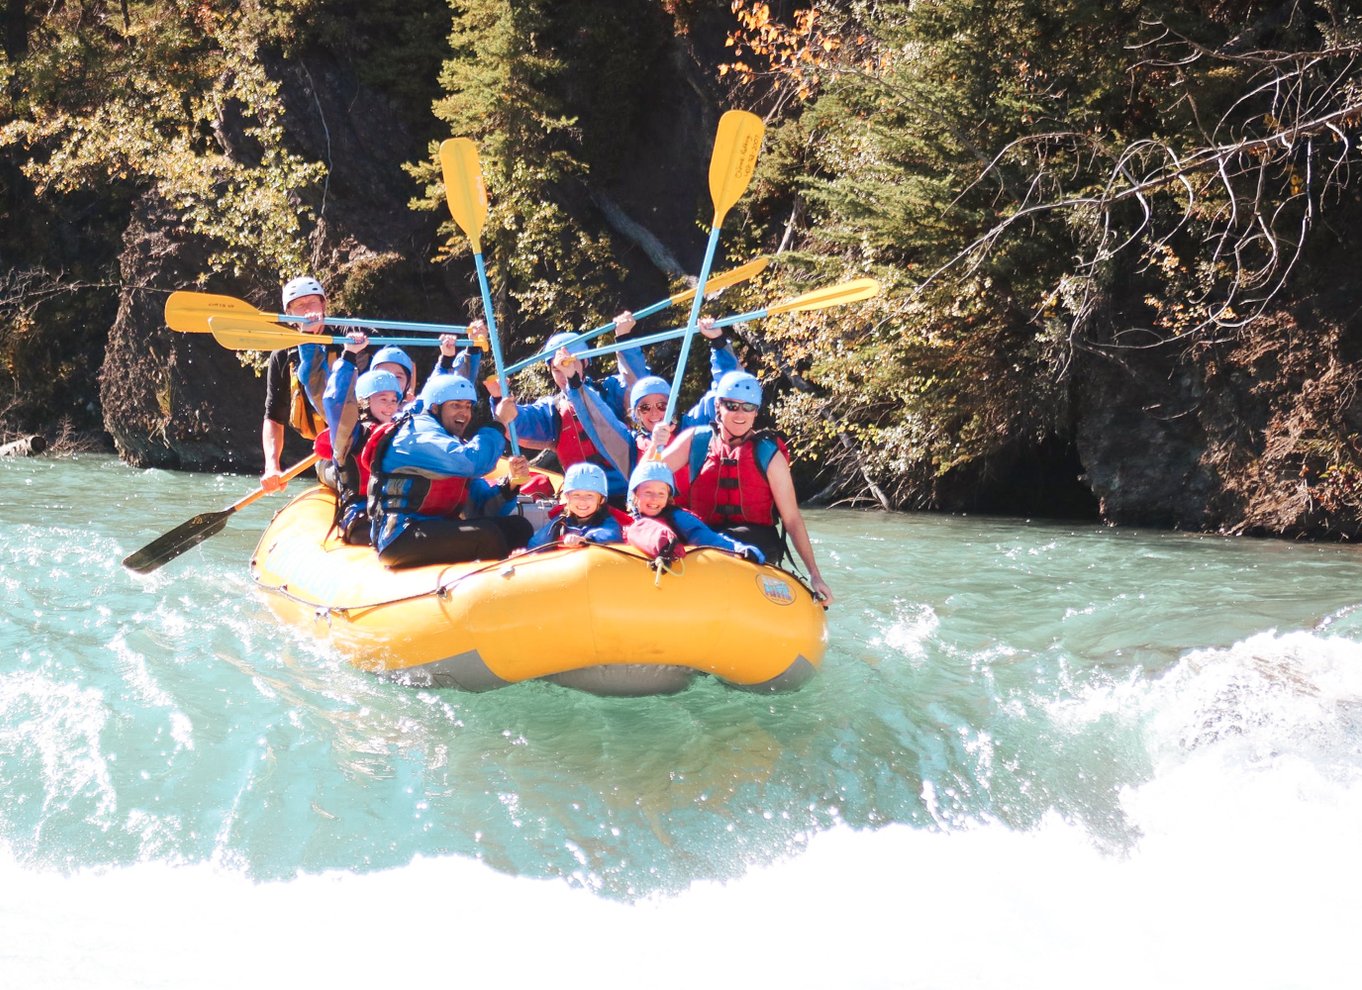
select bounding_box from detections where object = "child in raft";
[314,365,404,544]
[524,462,632,550]
[624,460,764,564]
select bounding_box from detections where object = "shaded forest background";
[5,0,1362,537]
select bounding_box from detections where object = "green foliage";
[406,0,649,357]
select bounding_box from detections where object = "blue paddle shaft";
[472,251,521,456]
[501,293,680,376]
[664,228,721,423]
[572,308,766,362]
[278,314,470,334]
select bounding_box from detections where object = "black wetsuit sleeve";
[263,348,292,424]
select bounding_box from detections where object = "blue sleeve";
[527,518,557,550]
[708,339,740,384]
[383,417,507,478]
[680,391,718,431]
[672,509,764,561]
[296,342,329,412]
[323,356,357,432]
[591,374,630,422]
[511,397,561,445]
[452,348,482,384]
[565,383,635,492]
[583,516,623,544]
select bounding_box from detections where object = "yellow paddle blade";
[439,137,488,253]
[164,291,273,334]
[708,110,765,223]
[207,316,313,351]
[666,256,771,308]
[766,278,882,317]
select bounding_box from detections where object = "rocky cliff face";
[100,50,458,471]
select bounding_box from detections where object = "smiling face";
[631,480,671,517]
[364,390,401,424]
[633,394,668,431]
[436,399,475,437]
[563,489,605,519]
[717,398,757,439]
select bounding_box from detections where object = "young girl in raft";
[624,460,764,564]
[525,462,632,550]
[313,365,404,544]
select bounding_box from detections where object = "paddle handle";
[234,454,320,511]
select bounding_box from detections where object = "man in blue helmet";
[361,373,532,567]
[658,371,834,605]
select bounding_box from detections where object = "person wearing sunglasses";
[657,371,835,605]
[626,315,744,463]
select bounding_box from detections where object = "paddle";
[664,110,765,424]
[439,136,523,466]
[205,317,468,353]
[164,290,471,336]
[570,278,882,362]
[122,454,321,574]
[499,255,772,376]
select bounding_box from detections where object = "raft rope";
[256,536,815,615]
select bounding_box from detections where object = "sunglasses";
[635,401,667,414]
[719,399,759,414]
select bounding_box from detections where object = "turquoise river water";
[3,454,1361,988]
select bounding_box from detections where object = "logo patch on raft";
[757,574,795,606]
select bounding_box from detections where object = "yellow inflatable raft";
[249,486,828,695]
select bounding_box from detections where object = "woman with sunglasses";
[657,371,835,605]
[627,315,742,461]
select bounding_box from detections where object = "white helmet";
[282,276,325,308]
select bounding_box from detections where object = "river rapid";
[3,454,1361,988]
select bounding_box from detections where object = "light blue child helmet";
[371,346,415,384]
[421,374,477,407]
[544,331,590,367]
[716,371,762,407]
[355,369,402,401]
[282,275,325,307]
[629,375,670,410]
[628,459,676,495]
[562,462,609,498]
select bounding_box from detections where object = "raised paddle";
[122,454,321,574]
[205,317,468,352]
[439,136,523,466]
[570,278,882,362]
[164,290,472,336]
[664,110,765,425]
[499,255,772,376]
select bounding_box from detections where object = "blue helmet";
[355,369,402,401]
[628,459,676,495]
[544,332,590,368]
[421,374,477,407]
[716,371,762,408]
[282,275,325,308]
[371,346,415,385]
[629,375,670,411]
[562,462,609,498]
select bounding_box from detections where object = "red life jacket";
[360,416,471,518]
[555,401,604,472]
[682,426,788,528]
